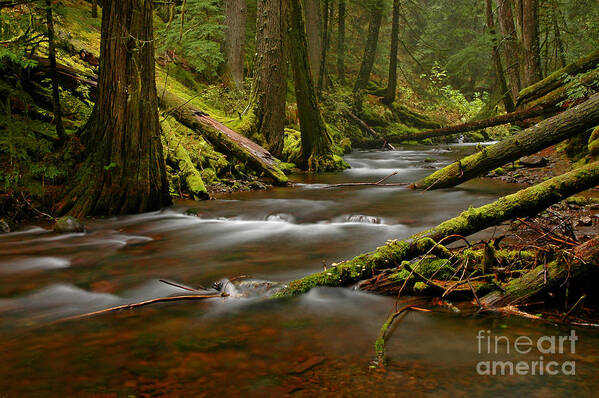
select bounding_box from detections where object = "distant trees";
[353,0,384,94]
[382,0,400,105]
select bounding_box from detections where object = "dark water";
[1,144,598,397]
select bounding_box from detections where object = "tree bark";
[56,0,171,217]
[91,0,98,18]
[496,0,522,100]
[303,0,322,84]
[275,160,599,297]
[159,91,288,185]
[250,0,287,157]
[336,0,346,85]
[45,0,66,143]
[353,0,384,93]
[486,0,516,113]
[224,0,247,88]
[382,0,400,105]
[412,93,599,190]
[286,0,333,170]
[387,104,557,143]
[522,0,542,87]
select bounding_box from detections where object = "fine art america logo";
[476,330,577,376]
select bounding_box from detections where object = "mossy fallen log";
[481,236,599,307]
[159,91,288,186]
[517,49,599,107]
[412,93,599,190]
[274,161,599,297]
[162,119,210,200]
[524,68,599,110]
[387,105,557,143]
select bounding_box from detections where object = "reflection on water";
[1,144,597,397]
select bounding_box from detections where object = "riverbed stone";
[519,155,548,168]
[0,219,10,233]
[54,216,84,233]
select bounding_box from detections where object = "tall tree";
[286,0,333,169]
[496,0,522,99]
[550,0,566,68]
[248,0,287,157]
[353,0,384,93]
[224,0,247,88]
[522,0,542,86]
[303,0,323,84]
[382,0,400,105]
[486,0,515,112]
[317,0,331,95]
[45,0,66,144]
[336,0,346,85]
[91,0,98,18]
[57,0,171,216]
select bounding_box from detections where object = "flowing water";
[1,145,598,397]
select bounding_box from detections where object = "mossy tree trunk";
[224,0,247,88]
[56,0,171,217]
[249,0,287,157]
[45,0,66,143]
[353,0,384,94]
[336,0,346,85]
[286,0,333,170]
[91,0,98,18]
[412,93,599,190]
[382,0,400,106]
[276,161,599,297]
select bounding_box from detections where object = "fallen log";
[274,161,599,297]
[387,105,557,143]
[30,57,288,186]
[517,49,599,107]
[412,93,599,190]
[344,111,395,150]
[481,236,599,307]
[159,91,288,186]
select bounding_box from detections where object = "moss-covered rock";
[54,216,84,233]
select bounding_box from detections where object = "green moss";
[413,282,428,292]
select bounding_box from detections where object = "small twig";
[561,294,586,323]
[56,294,226,323]
[325,172,408,188]
[159,279,206,292]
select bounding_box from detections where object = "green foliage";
[157,0,225,80]
[420,63,487,120]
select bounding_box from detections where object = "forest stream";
[1,145,599,397]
